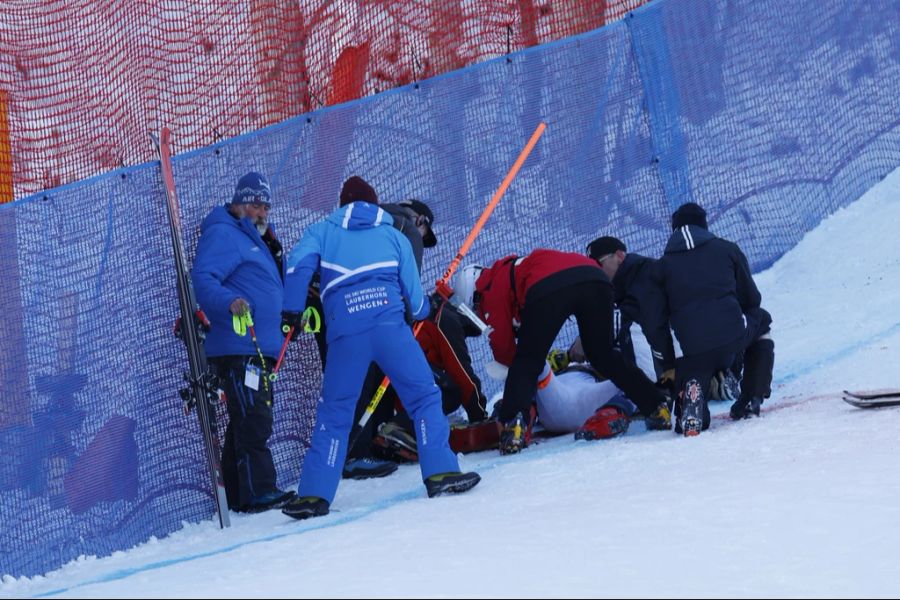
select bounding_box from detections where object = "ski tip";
[842,396,900,409]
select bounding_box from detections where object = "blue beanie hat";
[231,172,272,206]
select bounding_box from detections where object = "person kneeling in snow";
[454,249,672,456]
[659,202,775,436]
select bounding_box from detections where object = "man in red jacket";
[456,249,672,454]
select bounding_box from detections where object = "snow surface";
[2,168,899,599]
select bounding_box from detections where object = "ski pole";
[270,326,294,382]
[348,121,547,448]
[233,310,270,394]
[268,306,321,382]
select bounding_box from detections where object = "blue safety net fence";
[1,0,897,579]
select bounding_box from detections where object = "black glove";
[655,368,676,407]
[281,310,305,337]
[428,292,445,321]
[465,392,490,423]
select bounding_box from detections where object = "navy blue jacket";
[660,225,762,356]
[191,206,285,357]
[613,253,675,375]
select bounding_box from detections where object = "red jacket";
[475,249,605,365]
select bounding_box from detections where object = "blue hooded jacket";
[660,224,762,356]
[191,205,284,357]
[284,202,428,343]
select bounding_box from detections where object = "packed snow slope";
[2,169,899,599]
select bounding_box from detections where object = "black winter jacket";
[660,225,762,356]
[613,253,675,375]
[381,204,425,273]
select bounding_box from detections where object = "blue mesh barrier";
[1,0,897,578]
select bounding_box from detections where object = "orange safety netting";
[0,0,648,201]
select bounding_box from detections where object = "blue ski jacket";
[284,202,428,344]
[191,205,284,357]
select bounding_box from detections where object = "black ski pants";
[740,307,775,402]
[209,355,279,510]
[675,337,743,429]
[499,280,666,423]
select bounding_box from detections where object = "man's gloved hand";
[655,368,676,405]
[547,348,570,373]
[658,368,675,387]
[229,297,250,316]
[466,393,490,423]
[427,292,445,320]
[281,310,305,338]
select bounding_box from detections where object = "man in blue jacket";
[191,172,293,512]
[659,202,774,436]
[279,176,480,520]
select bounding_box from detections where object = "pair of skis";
[153,127,231,528]
[842,390,900,409]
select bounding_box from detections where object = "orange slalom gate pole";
[351,122,547,443]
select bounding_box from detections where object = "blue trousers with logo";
[298,321,459,504]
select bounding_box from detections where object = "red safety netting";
[0,0,648,200]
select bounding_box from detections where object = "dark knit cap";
[339,176,378,206]
[671,202,708,230]
[586,236,626,259]
[231,172,272,206]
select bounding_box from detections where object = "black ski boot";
[749,396,763,416]
[498,405,536,454]
[282,496,330,521]
[425,472,481,498]
[730,396,764,420]
[679,379,705,437]
[238,489,296,513]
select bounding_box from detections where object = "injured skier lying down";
[485,359,636,440]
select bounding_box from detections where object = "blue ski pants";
[298,321,459,503]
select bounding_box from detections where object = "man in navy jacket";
[659,202,774,436]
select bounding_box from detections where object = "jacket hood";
[326,202,394,231]
[665,224,716,254]
[200,205,242,233]
[200,205,277,242]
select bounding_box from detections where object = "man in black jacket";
[552,236,677,437]
[585,236,675,385]
[659,203,775,436]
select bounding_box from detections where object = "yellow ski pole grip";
[232,311,253,336]
[302,306,321,333]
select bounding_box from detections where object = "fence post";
[0,88,11,203]
[0,88,30,429]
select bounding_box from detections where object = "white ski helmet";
[453,264,485,309]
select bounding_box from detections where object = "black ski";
[842,389,900,401]
[152,127,231,528]
[842,392,900,409]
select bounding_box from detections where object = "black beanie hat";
[671,202,708,230]
[586,236,626,259]
[339,176,378,206]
